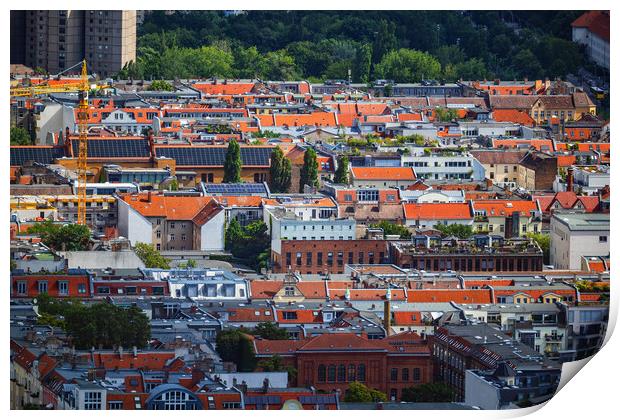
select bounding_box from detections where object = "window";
[317,252,323,266]
[286,252,291,267]
[337,252,344,266]
[390,368,398,381]
[157,231,161,239]
[402,368,409,381]
[78,284,87,294]
[599,236,608,243]
[337,364,346,382]
[318,365,326,382]
[108,401,123,410]
[357,364,366,382]
[413,368,421,381]
[284,286,295,297]
[58,281,69,295]
[348,252,354,265]
[16,281,27,295]
[282,311,297,320]
[84,391,102,410]
[97,286,110,294]
[223,402,240,409]
[38,281,48,294]
[327,365,336,382]
[296,252,302,266]
[348,364,356,381]
[327,252,333,266]
[170,222,175,229]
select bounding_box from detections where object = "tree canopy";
[526,233,550,264]
[299,148,319,192]
[344,382,387,403]
[36,294,150,350]
[134,242,171,269]
[223,139,242,183]
[433,223,474,239]
[27,221,91,251]
[269,147,292,193]
[11,127,31,145]
[333,155,350,184]
[225,219,270,270]
[371,221,411,239]
[215,329,257,372]
[401,383,454,402]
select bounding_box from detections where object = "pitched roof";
[489,95,538,110]
[249,280,283,299]
[536,96,574,109]
[121,193,221,224]
[492,109,535,126]
[351,167,416,181]
[407,289,493,304]
[192,82,256,95]
[473,200,538,217]
[471,150,525,165]
[392,311,425,326]
[329,288,406,301]
[212,196,263,208]
[403,202,473,220]
[226,307,276,323]
[571,11,610,42]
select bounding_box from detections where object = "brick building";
[253,331,432,401]
[272,239,389,274]
[518,151,558,191]
[11,271,92,298]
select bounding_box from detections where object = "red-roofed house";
[350,167,417,189]
[572,11,610,69]
[403,202,474,229]
[472,199,541,237]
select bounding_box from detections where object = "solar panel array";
[245,396,282,405]
[299,395,338,404]
[71,139,151,158]
[202,182,267,195]
[10,147,65,166]
[155,146,272,166]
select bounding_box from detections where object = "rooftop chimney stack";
[567,168,574,192]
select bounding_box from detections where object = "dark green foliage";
[401,383,454,402]
[333,155,350,184]
[252,322,289,340]
[299,148,319,192]
[269,147,292,193]
[223,139,242,183]
[150,80,174,91]
[433,224,474,239]
[344,382,387,402]
[371,221,411,239]
[526,233,550,264]
[36,294,150,350]
[128,11,594,83]
[215,329,256,372]
[27,221,90,251]
[11,127,31,145]
[134,242,171,268]
[374,49,442,82]
[435,108,459,122]
[225,219,270,270]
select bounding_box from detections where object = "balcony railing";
[544,334,564,342]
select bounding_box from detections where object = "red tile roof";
[492,109,536,126]
[392,311,424,326]
[351,167,416,181]
[192,82,256,95]
[472,200,538,217]
[407,289,493,304]
[92,351,177,370]
[572,11,610,42]
[120,193,222,224]
[275,309,323,324]
[403,202,473,220]
[329,288,406,301]
[227,307,276,323]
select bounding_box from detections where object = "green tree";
[252,322,289,340]
[299,148,319,192]
[371,221,411,239]
[333,155,350,184]
[372,20,398,64]
[374,49,442,83]
[435,108,458,122]
[401,383,453,402]
[344,382,387,402]
[134,242,171,269]
[433,224,474,239]
[233,46,268,78]
[353,43,372,83]
[512,48,543,79]
[27,221,91,251]
[223,139,242,183]
[150,80,174,91]
[264,50,299,80]
[225,219,270,270]
[10,127,31,145]
[269,147,292,193]
[527,233,550,264]
[215,329,256,372]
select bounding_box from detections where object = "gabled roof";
[329,288,406,301]
[489,95,538,110]
[492,109,535,126]
[120,193,221,224]
[407,289,493,304]
[403,202,473,220]
[571,11,610,42]
[192,82,256,95]
[471,150,525,165]
[351,167,416,181]
[473,200,538,217]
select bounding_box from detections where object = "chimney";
[118,346,123,360]
[383,293,391,336]
[567,168,574,192]
[147,191,152,203]
[133,346,138,357]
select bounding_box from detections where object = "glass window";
[327,365,336,382]
[413,368,421,381]
[390,368,398,381]
[318,365,326,382]
[402,368,409,381]
[357,364,366,382]
[16,281,27,295]
[337,364,346,382]
[38,281,48,294]
[58,281,69,295]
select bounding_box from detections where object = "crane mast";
[76,60,89,225]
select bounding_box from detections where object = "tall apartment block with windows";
[11,10,136,77]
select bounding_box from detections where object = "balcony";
[544,334,564,342]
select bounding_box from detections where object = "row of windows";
[317,364,366,383]
[14,281,87,295]
[286,251,384,267]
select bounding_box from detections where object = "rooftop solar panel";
[155,146,272,167]
[70,139,150,158]
[10,147,65,166]
[202,182,267,195]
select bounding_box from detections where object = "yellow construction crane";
[10,60,109,226]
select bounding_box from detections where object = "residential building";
[550,213,609,270]
[517,151,558,191]
[470,150,525,188]
[571,11,610,70]
[145,269,249,301]
[471,200,542,237]
[402,202,474,229]
[350,167,417,189]
[117,192,225,252]
[401,152,485,182]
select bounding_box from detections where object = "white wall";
[464,371,501,410]
[117,198,153,246]
[199,210,225,251]
[550,218,609,270]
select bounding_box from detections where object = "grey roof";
[63,250,145,270]
[551,213,610,231]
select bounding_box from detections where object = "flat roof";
[552,213,610,231]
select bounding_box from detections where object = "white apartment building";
[550,213,609,270]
